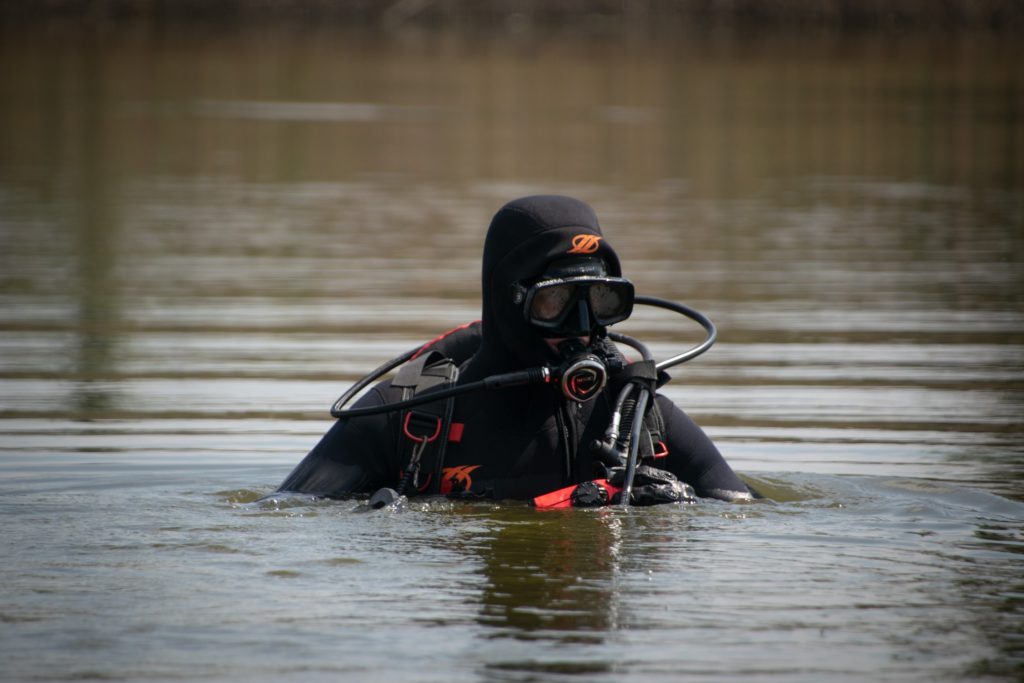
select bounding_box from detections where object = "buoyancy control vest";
[388,322,669,500]
[391,350,459,496]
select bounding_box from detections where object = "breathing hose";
[331,366,549,418]
[604,298,716,505]
[633,296,718,371]
[618,387,651,508]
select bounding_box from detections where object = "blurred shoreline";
[2,0,1022,34]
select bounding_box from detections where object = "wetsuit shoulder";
[276,382,399,498]
[654,394,751,501]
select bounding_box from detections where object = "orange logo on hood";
[567,234,602,254]
[440,465,481,494]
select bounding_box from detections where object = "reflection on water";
[0,19,1022,683]
[476,510,622,639]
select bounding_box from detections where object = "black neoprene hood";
[478,195,623,368]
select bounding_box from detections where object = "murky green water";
[1,22,1023,682]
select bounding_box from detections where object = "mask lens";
[588,283,629,320]
[520,276,633,334]
[530,284,576,321]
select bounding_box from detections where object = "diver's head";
[480,195,632,367]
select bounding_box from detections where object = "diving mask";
[512,258,635,337]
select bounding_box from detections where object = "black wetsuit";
[278,195,750,502]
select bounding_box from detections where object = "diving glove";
[608,464,697,506]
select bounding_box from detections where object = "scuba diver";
[276,195,752,507]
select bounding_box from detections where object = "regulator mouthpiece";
[556,339,607,402]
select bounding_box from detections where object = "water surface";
[1,23,1022,682]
